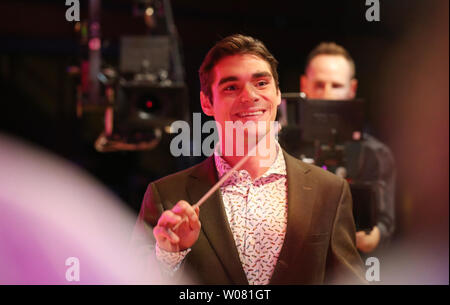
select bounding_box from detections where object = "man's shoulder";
[361,133,396,170]
[150,156,214,189]
[362,133,393,155]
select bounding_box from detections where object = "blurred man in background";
[300,42,396,254]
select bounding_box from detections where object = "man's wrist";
[155,243,191,271]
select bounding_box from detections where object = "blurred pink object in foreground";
[0,133,189,284]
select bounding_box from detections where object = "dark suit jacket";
[131,150,366,284]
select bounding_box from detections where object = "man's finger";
[158,210,182,227]
[188,212,201,231]
[172,201,197,224]
[154,226,180,244]
[173,200,195,216]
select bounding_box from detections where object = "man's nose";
[323,83,334,99]
[239,84,259,103]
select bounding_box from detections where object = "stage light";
[89,38,101,51]
[352,131,362,141]
[145,7,154,16]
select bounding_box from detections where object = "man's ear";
[300,75,308,94]
[276,88,282,106]
[349,78,358,99]
[200,91,214,116]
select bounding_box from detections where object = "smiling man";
[200,51,281,177]
[131,34,365,284]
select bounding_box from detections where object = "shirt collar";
[213,141,287,180]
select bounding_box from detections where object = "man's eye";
[314,82,325,89]
[224,85,237,91]
[256,80,268,87]
[332,83,344,89]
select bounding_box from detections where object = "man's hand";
[153,200,201,252]
[356,226,380,253]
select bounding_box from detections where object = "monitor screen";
[299,98,365,143]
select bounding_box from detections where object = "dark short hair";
[199,34,279,102]
[305,42,356,77]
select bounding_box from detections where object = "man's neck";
[220,136,278,180]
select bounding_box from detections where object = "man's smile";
[233,108,267,119]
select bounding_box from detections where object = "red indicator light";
[88,38,101,51]
[146,101,153,108]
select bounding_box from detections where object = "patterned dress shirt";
[156,144,288,285]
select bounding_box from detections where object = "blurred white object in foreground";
[0,133,188,284]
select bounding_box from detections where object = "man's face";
[301,54,357,100]
[201,54,281,142]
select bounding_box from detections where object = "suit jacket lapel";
[186,157,248,284]
[270,151,317,284]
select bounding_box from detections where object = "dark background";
[0,0,448,245]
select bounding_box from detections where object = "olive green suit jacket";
[132,150,366,284]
